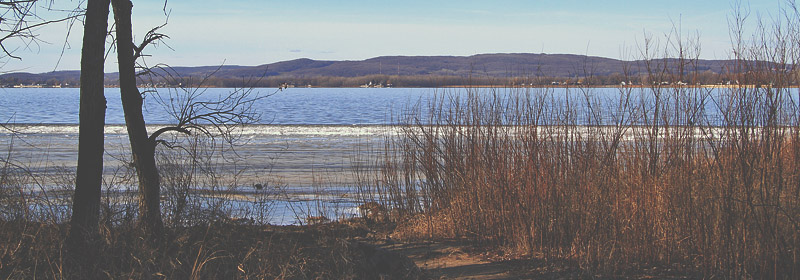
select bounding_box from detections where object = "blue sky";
[0,0,785,73]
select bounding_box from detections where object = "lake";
[0,87,434,125]
[0,86,790,224]
[2,86,754,126]
[1,87,440,224]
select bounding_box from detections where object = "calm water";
[2,86,793,224]
[1,87,431,224]
[0,87,434,125]
[1,86,767,126]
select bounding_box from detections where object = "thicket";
[367,5,800,278]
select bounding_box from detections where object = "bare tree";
[111,0,266,237]
[111,0,164,235]
[0,0,110,268]
[0,0,113,276]
[68,0,110,249]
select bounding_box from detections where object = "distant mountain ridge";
[0,53,732,85]
[193,53,730,78]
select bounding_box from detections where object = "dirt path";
[367,239,582,279]
[377,239,695,279]
[352,222,691,279]
[378,241,512,279]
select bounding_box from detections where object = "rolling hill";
[0,53,731,86]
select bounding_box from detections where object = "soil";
[375,240,520,279]
[353,220,697,279]
[364,239,583,279]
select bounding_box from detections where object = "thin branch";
[0,12,82,59]
[133,21,169,60]
[149,126,191,143]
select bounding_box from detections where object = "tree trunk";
[68,0,110,250]
[112,0,163,236]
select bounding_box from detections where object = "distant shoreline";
[442,84,800,89]
[1,53,790,89]
[3,84,795,89]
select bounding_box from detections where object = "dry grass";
[0,218,423,279]
[370,14,800,276]
[373,83,800,278]
[4,2,800,279]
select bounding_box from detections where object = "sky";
[0,0,786,73]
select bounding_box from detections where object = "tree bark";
[68,0,110,249]
[112,0,163,236]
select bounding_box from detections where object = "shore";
[6,83,795,89]
[1,216,702,279]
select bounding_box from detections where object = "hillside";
[0,53,732,86]
[170,53,730,78]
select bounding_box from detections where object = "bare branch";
[135,60,276,153]
[133,20,169,60]
[0,1,84,60]
[0,14,79,59]
[149,125,190,143]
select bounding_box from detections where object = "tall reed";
[373,8,800,277]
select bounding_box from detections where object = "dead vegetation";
[368,5,800,278]
[0,218,423,279]
[3,2,800,279]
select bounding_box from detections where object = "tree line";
[5,69,795,88]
